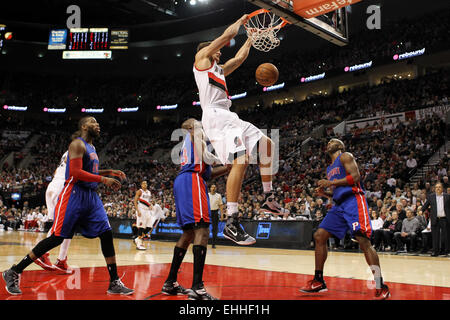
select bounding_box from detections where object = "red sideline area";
[1,263,449,300]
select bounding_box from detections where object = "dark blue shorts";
[50,183,111,239]
[319,194,372,240]
[174,172,211,228]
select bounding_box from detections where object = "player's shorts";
[50,183,111,239]
[202,107,264,165]
[174,172,211,229]
[45,179,65,220]
[136,204,153,228]
[319,193,372,240]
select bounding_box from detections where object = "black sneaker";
[2,267,22,295]
[223,218,255,245]
[188,285,217,300]
[161,281,189,295]
[107,279,134,295]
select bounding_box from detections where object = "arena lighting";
[192,101,201,106]
[301,72,325,83]
[156,104,178,110]
[190,0,196,5]
[43,107,66,113]
[344,61,373,72]
[228,92,247,100]
[3,105,28,111]
[393,48,425,61]
[263,83,285,92]
[117,107,139,112]
[81,108,104,113]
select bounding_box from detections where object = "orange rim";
[245,9,290,30]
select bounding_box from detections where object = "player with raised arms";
[193,14,283,246]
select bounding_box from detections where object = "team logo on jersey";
[215,66,224,75]
[207,72,229,96]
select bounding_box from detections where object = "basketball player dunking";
[33,150,74,274]
[300,139,390,299]
[194,14,282,245]
[2,117,133,296]
[162,118,230,300]
[133,181,152,250]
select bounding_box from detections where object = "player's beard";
[88,127,100,139]
[327,144,342,156]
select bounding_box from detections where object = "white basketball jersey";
[193,61,232,110]
[53,151,68,181]
[139,189,152,206]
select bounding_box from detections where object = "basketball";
[255,63,279,87]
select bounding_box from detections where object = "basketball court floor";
[0,230,449,300]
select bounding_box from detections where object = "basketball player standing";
[194,14,282,246]
[300,139,390,299]
[162,119,229,300]
[133,181,152,250]
[2,117,133,296]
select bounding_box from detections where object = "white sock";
[226,202,238,216]
[262,181,273,193]
[58,239,71,261]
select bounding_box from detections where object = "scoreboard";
[67,28,109,50]
[49,27,129,59]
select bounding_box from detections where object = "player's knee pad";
[32,234,64,258]
[99,230,115,258]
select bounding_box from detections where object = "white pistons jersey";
[138,189,152,208]
[193,61,231,110]
[53,151,68,181]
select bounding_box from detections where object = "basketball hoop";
[244,9,289,52]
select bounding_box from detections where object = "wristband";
[346,175,355,185]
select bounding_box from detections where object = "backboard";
[247,0,350,46]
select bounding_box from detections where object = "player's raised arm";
[222,38,252,77]
[195,14,248,67]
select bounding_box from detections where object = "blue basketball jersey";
[327,153,364,203]
[178,133,211,181]
[65,137,100,190]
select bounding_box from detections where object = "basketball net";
[245,9,288,52]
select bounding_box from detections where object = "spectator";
[406,154,418,170]
[376,210,402,251]
[394,209,421,253]
[421,182,450,256]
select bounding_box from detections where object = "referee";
[208,184,223,248]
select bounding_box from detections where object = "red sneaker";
[374,284,391,300]
[34,253,55,271]
[299,279,328,293]
[54,258,74,274]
